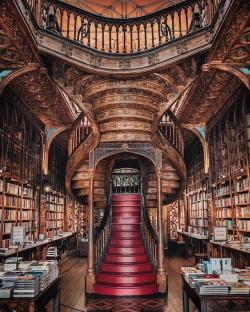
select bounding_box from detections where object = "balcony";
[18,0,233,74]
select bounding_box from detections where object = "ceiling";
[62,0,183,18]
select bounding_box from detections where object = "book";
[196,280,229,295]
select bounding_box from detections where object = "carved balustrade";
[25,0,223,55]
[159,110,184,157]
[141,194,158,269]
[112,172,141,194]
[68,112,91,156]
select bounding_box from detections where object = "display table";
[182,276,250,312]
[0,277,61,312]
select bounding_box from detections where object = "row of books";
[0,195,34,209]
[236,207,250,218]
[235,193,249,205]
[46,203,64,212]
[190,209,208,218]
[237,220,250,232]
[236,178,248,192]
[214,185,232,196]
[215,197,232,207]
[46,212,64,220]
[46,220,63,229]
[0,209,33,221]
[46,194,64,204]
[216,208,233,218]
[190,219,208,227]
[1,182,33,198]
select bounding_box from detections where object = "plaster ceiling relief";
[62,0,183,18]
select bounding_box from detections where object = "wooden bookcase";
[208,89,250,240]
[0,91,43,247]
[184,138,209,237]
[75,203,88,238]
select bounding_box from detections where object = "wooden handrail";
[23,0,224,55]
[68,112,92,156]
[159,109,184,157]
[141,193,158,269]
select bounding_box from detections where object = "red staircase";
[94,193,158,296]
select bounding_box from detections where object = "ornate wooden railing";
[159,110,184,157]
[141,194,158,269]
[112,172,141,194]
[94,181,113,272]
[25,0,223,55]
[68,112,92,156]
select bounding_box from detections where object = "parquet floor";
[48,253,194,312]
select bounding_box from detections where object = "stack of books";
[196,280,229,295]
[46,247,58,258]
[2,271,24,287]
[229,282,250,294]
[30,260,58,289]
[0,285,13,298]
[4,257,23,272]
[187,273,219,288]
[13,275,40,298]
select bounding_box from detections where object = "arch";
[202,62,250,90]
[181,124,209,174]
[42,125,70,175]
[0,66,39,95]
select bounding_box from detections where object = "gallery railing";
[159,110,184,157]
[68,112,92,156]
[111,173,141,194]
[24,0,223,54]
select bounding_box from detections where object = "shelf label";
[213,226,228,242]
[11,226,26,244]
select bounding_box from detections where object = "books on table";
[229,282,250,294]
[196,280,229,295]
[0,285,13,298]
[13,275,40,298]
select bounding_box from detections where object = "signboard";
[213,226,228,242]
[11,226,26,245]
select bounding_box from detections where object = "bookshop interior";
[0,0,249,311]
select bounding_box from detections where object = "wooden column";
[156,169,167,293]
[86,169,95,293]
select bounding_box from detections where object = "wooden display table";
[177,231,208,257]
[0,277,61,312]
[182,276,250,312]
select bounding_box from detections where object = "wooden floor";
[46,253,194,312]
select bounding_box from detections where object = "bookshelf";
[208,89,250,240]
[0,92,43,247]
[75,203,88,238]
[184,137,209,237]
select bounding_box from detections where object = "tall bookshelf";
[208,89,250,240]
[0,91,43,247]
[185,137,209,237]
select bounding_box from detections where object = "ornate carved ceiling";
[62,0,182,18]
[0,0,73,128]
[178,0,250,125]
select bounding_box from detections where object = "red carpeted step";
[96,272,156,284]
[112,194,141,201]
[112,217,141,224]
[100,262,153,273]
[111,231,141,238]
[94,193,158,296]
[112,224,140,231]
[108,246,145,254]
[105,254,148,263]
[94,283,158,296]
[110,238,143,246]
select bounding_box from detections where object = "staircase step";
[112,206,140,212]
[100,262,153,273]
[112,194,141,201]
[112,224,140,231]
[105,254,148,263]
[110,239,143,247]
[112,217,141,224]
[112,212,140,218]
[108,246,145,254]
[112,201,141,207]
[96,272,156,284]
[94,283,158,296]
[111,231,141,238]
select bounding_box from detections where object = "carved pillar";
[86,169,95,293]
[156,169,167,293]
